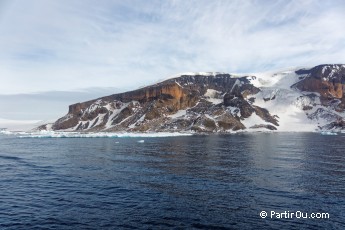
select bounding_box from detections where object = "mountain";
[38,64,345,133]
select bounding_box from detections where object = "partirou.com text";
[260,210,330,219]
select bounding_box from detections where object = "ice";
[17,131,193,138]
[251,68,303,89]
[320,131,338,135]
[21,65,345,134]
[0,129,13,135]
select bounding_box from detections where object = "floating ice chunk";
[320,131,338,135]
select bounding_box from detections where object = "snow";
[128,114,146,128]
[57,114,73,123]
[61,101,132,131]
[204,114,214,120]
[85,100,102,114]
[175,81,182,88]
[204,89,219,98]
[168,110,187,119]
[44,123,53,131]
[241,113,270,128]
[104,102,130,129]
[250,69,303,89]
[12,65,344,134]
[253,88,318,132]
[241,66,338,132]
[167,71,227,79]
[204,89,223,104]
[61,66,335,133]
[137,114,146,122]
[317,65,345,81]
[322,66,327,74]
[104,103,113,111]
[206,98,223,104]
[230,79,243,92]
[227,106,240,116]
[151,72,228,86]
[90,113,107,128]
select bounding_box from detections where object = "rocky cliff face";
[40,65,345,133]
[293,64,345,108]
[291,64,345,130]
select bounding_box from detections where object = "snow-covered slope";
[37,64,345,133]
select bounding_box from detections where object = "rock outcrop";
[293,64,345,110]
[41,65,345,133]
[47,73,279,132]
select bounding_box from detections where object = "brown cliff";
[293,64,345,111]
[50,73,281,132]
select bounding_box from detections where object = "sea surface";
[0,132,344,229]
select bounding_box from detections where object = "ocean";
[0,132,344,229]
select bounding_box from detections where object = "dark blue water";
[0,133,344,229]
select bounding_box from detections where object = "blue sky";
[0,0,345,94]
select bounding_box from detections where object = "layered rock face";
[41,65,345,133]
[45,73,279,132]
[292,64,345,130]
[293,64,345,109]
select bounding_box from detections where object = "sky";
[0,87,122,120]
[0,0,345,123]
[0,0,345,95]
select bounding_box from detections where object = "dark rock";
[252,106,279,126]
[45,66,345,133]
[293,64,345,112]
[321,119,345,130]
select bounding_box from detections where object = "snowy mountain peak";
[38,64,345,133]
[296,64,345,81]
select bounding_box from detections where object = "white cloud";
[0,0,344,94]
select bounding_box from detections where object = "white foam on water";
[320,131,338,136]
[17,131,193,138]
